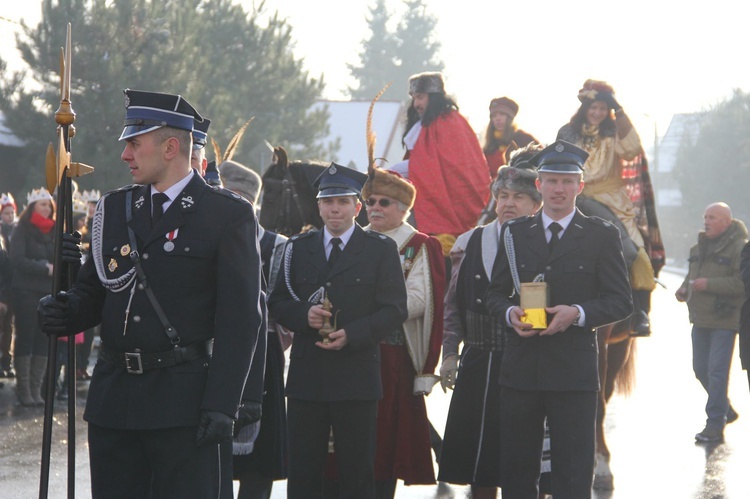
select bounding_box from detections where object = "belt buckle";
[125,351,143,374]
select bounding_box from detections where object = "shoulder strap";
[503,225,522,296]
[125,190,180,345]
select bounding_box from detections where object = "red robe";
[408,111,490,236]
[374,231,445,485]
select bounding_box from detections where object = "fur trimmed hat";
[489,97,519,118]
[361,169,416,209]
[491,142,543,202]
[220,160,262,204]
[408,72,445,96]
[577,79,615,102]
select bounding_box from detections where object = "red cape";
[409,111,490,236]
[401,232,445,375]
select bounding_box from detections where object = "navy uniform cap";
[204,161,222,187]
[313,163,367,198]
[119,89,203,141]
[192,118,211,149]
[531,139,589,174]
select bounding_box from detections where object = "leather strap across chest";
[125,190,180,345]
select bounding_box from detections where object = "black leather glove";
[195,410,234,447]
[37,291,70,336]
[236,401,262,429]
[596,91,622,113]
[61,231,83,264]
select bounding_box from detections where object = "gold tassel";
[630,247,656,291]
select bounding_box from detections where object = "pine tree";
[0,0,330,193]
[347,0,398,100]
[673,89,750,223]
[348,0,444,103]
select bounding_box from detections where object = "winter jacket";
[681,219,748,330]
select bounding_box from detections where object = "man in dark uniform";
[38,89,263,499]
[486,140,632,499]
[268,163,408,499]
[190,116,211,176]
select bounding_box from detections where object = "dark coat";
[66,172,263,429]
[738,241,750,369]
[10,220,55,294]
[486,209,632,392]
[268,225,408,402]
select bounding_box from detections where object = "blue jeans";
[691,327,736,429]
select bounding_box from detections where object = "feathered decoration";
[366,82,392,179]
[211,117,255,165]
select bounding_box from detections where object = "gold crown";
[27,187,53,205]
[81,189,101,204]
[72,191,87,215]
[0,193,15,209]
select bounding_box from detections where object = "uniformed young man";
[268,163,408,499]
[486,140,632,499]
[38,89,263,499]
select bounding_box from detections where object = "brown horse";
[593,315,637,490]
[259,146,368,236]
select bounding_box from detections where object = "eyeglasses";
[365,198,393,208]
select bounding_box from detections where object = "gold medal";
[120,244,131,256]
[108,258,118,272]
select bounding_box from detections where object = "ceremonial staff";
[39,23,94,499]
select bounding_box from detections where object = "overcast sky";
[3,1,749,148]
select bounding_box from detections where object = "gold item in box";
[520,282,550,329]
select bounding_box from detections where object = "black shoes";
[727,405,739,424]
[695,426,724,443]
[630,311,651,337]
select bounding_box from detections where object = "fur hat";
[361,169,416,209]
[491,143,543,202]
[489,97,519,118]
[577,79,615,103]
[408,72,445,96]
[220,160,261,204]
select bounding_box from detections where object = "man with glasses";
[269,163,407,499]
[360,168,445,498]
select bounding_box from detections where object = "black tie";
[548,222,562,253]
[152,192,169,226]
[329,237,342,268]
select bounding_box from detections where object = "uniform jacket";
[66,172,263,429]
[268,224,408,401]
[9,220,55,294]
[683,219,747,331]
[486,209,632,392]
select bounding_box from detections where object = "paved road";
[1,270,749,497]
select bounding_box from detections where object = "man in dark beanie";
[391,72,490,259]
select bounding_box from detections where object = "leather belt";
[99,340,213,374]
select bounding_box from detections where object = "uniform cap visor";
[316,187,360,198]
[119,124,162,141]
[537,164,584,174]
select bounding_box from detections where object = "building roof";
[657,112,705,174]
[313,100,406,172]
[0,112,24,148]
